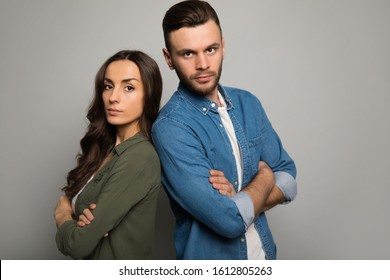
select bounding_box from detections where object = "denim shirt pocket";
[248,134,263,173]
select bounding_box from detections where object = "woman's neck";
[115,123,140,145]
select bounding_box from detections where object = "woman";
[54,50,162,259]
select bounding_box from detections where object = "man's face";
[164,20,224,99]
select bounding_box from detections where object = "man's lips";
[194,74,214,83]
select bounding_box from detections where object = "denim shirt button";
[219,124,223,128]
[240,237,245,243]
[235,181,238,186]
[211,103,216,108]
[202,107,207,112]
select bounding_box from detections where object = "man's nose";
[196,53,209,70]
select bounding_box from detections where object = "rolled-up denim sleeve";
[231,192,254,230]
[231,172,296,228]
[275,171,297,203]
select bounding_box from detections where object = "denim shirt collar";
[177,83,234,115]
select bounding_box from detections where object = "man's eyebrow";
[206,42,221,49]
[176,42,221,55]
[176,48,194,55]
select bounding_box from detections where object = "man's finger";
[210,169,224,176]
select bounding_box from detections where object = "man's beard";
[174,61,223,97]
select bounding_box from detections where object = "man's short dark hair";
[162,0,222,51]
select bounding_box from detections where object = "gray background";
[0,0,389,260]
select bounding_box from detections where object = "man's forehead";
[169,20,222,50]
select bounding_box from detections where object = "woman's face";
[103,60,144,137]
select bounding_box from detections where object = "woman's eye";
[125,86,135,92]
[104,84,113,90]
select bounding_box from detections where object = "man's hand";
[209,170,237,198]
[54,195,73,227]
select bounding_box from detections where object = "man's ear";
[221,37,225,59]
[163,48,174,70]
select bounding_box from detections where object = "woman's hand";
[54,195,73,226]
[77,204,96,227]
[77,203,109,237]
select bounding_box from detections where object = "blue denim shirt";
[152,83,297,260]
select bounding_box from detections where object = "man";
[151,0,297,260]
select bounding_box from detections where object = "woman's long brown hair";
[62,50,162,199]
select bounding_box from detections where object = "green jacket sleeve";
[55,143,160,259]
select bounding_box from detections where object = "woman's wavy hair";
[62,50,162,199]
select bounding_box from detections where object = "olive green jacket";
[56,133,161,259]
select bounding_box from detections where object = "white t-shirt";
[217,92,266,260]
[71,176,93,212]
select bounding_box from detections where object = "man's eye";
[183,52,192,57]
[207,48,216,54]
